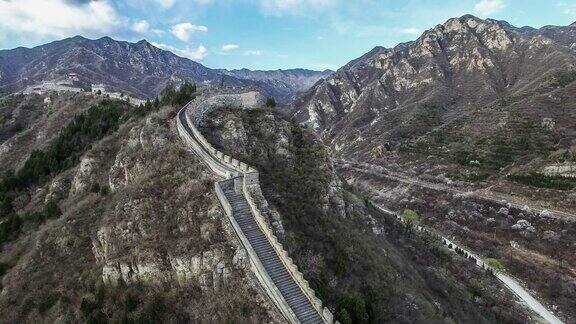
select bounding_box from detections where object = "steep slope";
[198,106,537,323]
[0,93,104,169]
[294,15,576,139]
[293,14,576,210]
[519,22,576,50]
[222,68,333,103]
[0,92,281,322]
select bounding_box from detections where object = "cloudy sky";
[0,0,574,70]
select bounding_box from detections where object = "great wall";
[176,90,334,324]
[369,203,564,324]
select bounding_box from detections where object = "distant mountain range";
[0,36,331,102]
[221,68,333,103]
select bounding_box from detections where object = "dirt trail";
[337,159,576,222]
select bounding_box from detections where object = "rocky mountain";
[519,21,576,49]
[293,15,576,177]
[0,36,327,101]
[0,88,540,323]
[294,15,576,136]
[221,68,332,103]
[293,15,576,321]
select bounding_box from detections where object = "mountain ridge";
[293,14,576,132]
[0,36,330,102]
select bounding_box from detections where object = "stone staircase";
[176,92,334,324]
[220,179,324,324]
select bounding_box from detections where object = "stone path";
[221,179,324,324]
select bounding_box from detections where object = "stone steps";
[221,179,324,324]
[178,102,329,324]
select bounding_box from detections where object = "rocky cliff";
[293,15,576,166]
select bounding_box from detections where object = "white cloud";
[151,42,208,61]
[222,44,239,51]
[260,0,337,16]
[170,22,208,42]
[474,0,506,16]
[244,50,263,56]
[0,0,122,38]
[132,20,150,34]
[399,28,422,36]
[156,0,175,9]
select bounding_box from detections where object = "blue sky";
[0,0,574,70]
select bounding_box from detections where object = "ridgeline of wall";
[176,90,334,324]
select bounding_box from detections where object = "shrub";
[90,182,101,193]
[124,290,140,313]
[403,209,420,223]
[38,292,61,314]
[99,185,110,196]
[337,308,352,324]
[80,294,98,316]
[553,70,576,87]
[336,294,369,324]
[44,199,62,219]
[508,173,576,190]
[0,213,22,243]
[240,304,251,318]
[136,295,166,323]
[485,258,503,272]
[159,82,197,107]
[19,298,35,317]
[21,211,45,225]
[334,252,347,277]
[265,97,276,108]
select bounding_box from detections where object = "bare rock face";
[45,175,69,203]
[70,157,97,196]
[93,113,242,291]
[108,116,168,192]
[99,246,235,291]
[542,163,576,178]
